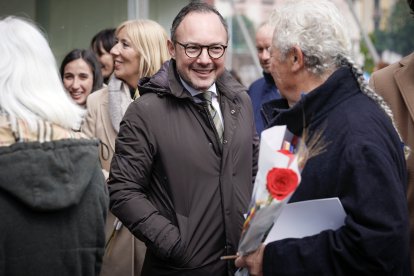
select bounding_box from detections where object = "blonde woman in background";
[82,19,170,276]
[0,16,107,275]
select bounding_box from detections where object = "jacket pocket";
[170,213,189,266]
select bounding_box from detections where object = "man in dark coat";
[235,0,411,275]
[108,2,259,276]
[248,22,281,136]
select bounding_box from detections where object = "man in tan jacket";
[369,0,414,270]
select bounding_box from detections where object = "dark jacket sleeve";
[107,102,184,262]
[240,89,260,185]
[263,141,410,275]
[251,112,260,185]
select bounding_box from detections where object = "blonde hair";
[116,19,170,78]
[0,16,85,131]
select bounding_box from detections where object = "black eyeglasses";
[175,41,227,59]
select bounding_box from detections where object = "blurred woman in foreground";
[0,16,108,276]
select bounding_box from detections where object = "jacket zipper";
[202,104,230,260]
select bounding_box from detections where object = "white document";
[264,197,346,244]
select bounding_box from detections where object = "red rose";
[266,167,299,201]
[278,149,292,156]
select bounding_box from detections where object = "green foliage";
[360,34,375,73]
[228,15,255,50]
[374,0,414,56]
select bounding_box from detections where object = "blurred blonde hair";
[116,19,170,78]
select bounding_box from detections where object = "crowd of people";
[0,0,413,275]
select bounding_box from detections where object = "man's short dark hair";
[170,1,228,42]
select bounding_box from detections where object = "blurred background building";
[1,0,413,86]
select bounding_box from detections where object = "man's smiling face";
[168,11,228,91]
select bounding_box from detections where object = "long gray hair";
[0,16,85,131]
[269,0,408,156]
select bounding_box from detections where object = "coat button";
[223,139,228,144]
[230,109,235,114]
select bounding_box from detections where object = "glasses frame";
[174,41,228,59]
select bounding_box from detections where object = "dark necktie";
[198,91,224,142]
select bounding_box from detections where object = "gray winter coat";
[0,138,108,276]
[109,60,259,276]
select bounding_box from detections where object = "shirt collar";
[179,76,217,97]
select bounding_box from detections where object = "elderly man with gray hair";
[236,0,411,275]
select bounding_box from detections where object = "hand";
[235,244,266,276]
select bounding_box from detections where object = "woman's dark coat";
[0,139,108,276]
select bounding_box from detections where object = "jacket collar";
[262,67,359,135]
[394,53,414,123]
[263,71,276,86]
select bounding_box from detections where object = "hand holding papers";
[237,125,304,256]
[232,125,305,276]
[233,125,329,276]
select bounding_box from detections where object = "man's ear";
[168,40,176,59]
[290,45,304,72]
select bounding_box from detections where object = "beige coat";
[82,77,146,276]
[83,87,117,174]
[370,53,414,271]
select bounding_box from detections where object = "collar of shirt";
[179,76,223,124]
[179,76,218,101]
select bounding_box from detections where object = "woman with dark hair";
[91,28,116,84]
[60,49,103,107]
